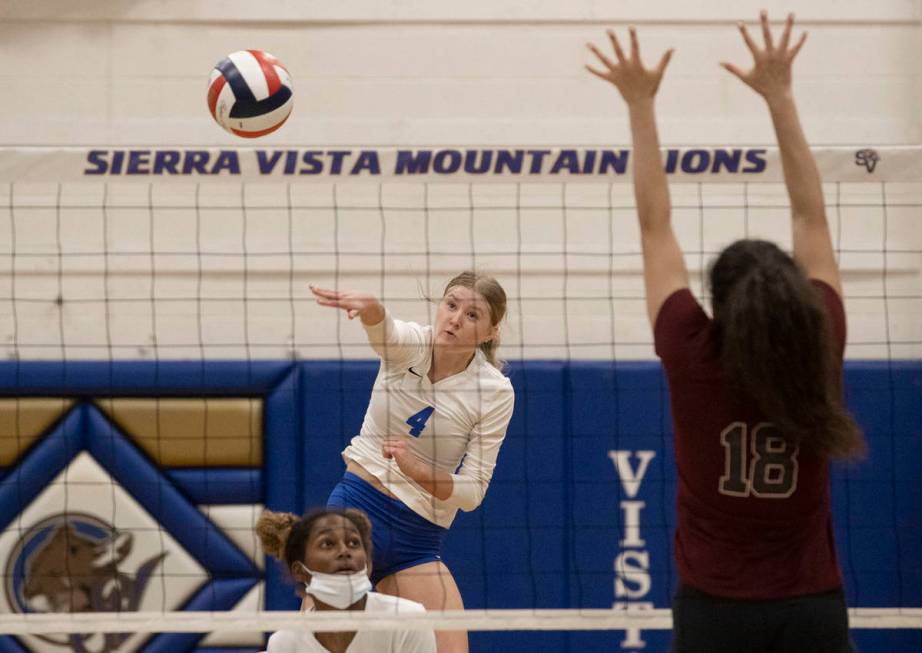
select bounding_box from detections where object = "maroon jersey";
[654,280,846,599]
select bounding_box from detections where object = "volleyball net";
[0,146,919,652]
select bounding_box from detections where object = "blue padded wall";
[294,359,921,652]
[0,360,919,652]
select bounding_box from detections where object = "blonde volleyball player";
[257,508,436,652]
[588,12,863,653]
[310,271,514,653]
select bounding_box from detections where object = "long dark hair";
[709,239,864,459]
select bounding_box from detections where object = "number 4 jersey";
[342,311,515,529]
[654,280,847,599]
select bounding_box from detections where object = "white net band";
[0,608,919,635]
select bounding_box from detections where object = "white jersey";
[342,311,515,528]
[266,592,435,653]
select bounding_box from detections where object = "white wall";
[0,1,920,361]
[1,0,919,146]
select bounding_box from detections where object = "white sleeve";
[443,382,515,512]
[396,627,438,653]
[362,310,427,369]
[392,602,437,652]
[266,631,296,653]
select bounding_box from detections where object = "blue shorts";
[326,472,448,586]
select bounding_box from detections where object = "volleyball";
[207,49,293,138]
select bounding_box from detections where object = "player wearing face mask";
[257,508,436,653]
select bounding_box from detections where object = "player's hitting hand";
[721,11,806,102]
[382,438,420,476]
[585,26,673,105]
[310,285,385,325]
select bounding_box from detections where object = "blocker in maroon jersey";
[654,280,846,600]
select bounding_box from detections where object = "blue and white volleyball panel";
[208,49,293,138]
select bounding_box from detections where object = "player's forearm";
[628,99,671,233]
[362,308,419,363]
[360,302,385,326]
[766,92,826,224]
[404,461,454,501]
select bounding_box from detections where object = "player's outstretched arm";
[310,285,385,325]
[587,28,688,327]
[312,284,426,368]
[722,11,842,295]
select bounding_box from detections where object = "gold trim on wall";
[0,399,74,465]
[96,398,262,467]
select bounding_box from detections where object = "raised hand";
[310,285,384,325]
[722,11,807,102]
[586,26,673,105]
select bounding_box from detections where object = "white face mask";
[299,563,372,609]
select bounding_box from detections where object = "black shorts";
[670,583,856,653]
